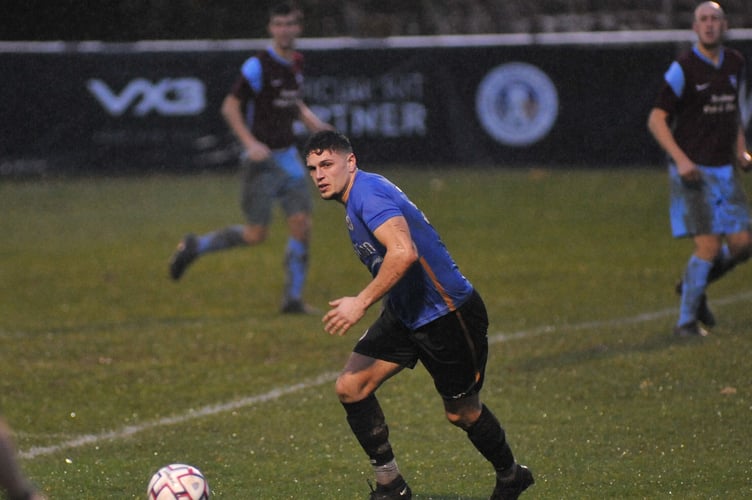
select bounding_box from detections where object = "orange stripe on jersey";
[419,256,457,310]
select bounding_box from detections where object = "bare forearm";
[357,252,414,309]
[647,108,691,166]
[298,101,332,133]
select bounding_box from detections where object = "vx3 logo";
[87,78,206,117]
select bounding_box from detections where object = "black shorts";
[353,289,489,401]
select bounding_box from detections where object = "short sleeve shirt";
[229,47,304,149]
[344,170,474,329]
[653,46,745,166]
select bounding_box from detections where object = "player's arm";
[357,216,418,308]
[647,107,700,182]
[221,94,271,162]
[736,125,752,171]
[323,216,418,336]
[297,100,333,133]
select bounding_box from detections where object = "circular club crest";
[475,62,558,147]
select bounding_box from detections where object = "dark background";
[5,0,752,41]
[3,1,752,175]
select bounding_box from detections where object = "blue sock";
[678,255,713,327]
[197,225,245,254]
[284,238,308,302]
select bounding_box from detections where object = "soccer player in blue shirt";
[303,131,533,500]
[168,2,331,313]
[648,1,752,337]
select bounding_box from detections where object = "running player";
[169,2,331,314]
[304,130,534,499]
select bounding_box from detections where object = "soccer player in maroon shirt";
[648,1,752,337]
[169,3,331,314]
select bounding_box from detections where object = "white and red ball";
[147,463,210,500]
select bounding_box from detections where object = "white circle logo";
[475,63,558,147]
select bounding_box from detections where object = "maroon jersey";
[230,48,304,149]
[653,46,745,166]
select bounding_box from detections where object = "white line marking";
[20,371,339,460]
[19,290,752,460]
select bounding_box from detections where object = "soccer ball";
[147,463,210,500]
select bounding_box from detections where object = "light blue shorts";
[240,146,312,226]
[669,163,751,238]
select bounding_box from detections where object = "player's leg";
[280,211,313,313]
[417,290,532,498]
[676,234,721,335]
[278,167,314,313]
[168,160,274,280]
[674,166,752,334]
[688,231,752,322]
[444,396,533,500]
[669,165,718,334]
[338,354,409,497]
[703,243,734,284]
[198,222,269,254]
[701,168,752,286]
[0,419,45,500]
[338,308,417,497]
[725,230,752,268]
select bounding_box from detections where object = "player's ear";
[346,153,357,170]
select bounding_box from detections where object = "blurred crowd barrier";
[5,1,752,41]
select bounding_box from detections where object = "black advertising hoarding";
[0,49,244,175]
[301,43,687,166]
[1,34,751,175]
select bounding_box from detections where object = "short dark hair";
[269,2,301,20]
[303,131,353,158]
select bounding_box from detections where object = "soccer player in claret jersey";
[169,2,331,314]
[304,130,534,500]
[648,1,752,337]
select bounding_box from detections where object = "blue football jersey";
[343,170,474,329]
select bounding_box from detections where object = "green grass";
[1,167,751,499]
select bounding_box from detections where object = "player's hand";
[676,159,702,184]
[322,297,367,336]
[246,141,272,162]
[739,151,752,172]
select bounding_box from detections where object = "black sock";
[466,404,515,475]
[707,249,737,284]
[342,393,394,466]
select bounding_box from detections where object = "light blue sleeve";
[664,61,684,98]
[240,57,263,94]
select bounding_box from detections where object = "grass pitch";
[1,166,751,499]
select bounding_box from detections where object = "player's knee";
[242,225,267,245]
[335,372,362,403]
[288,213,312,241]
[445,410,464,427]
[336,371,379,404]
[444,407,481,430]
[443,393,483,429]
